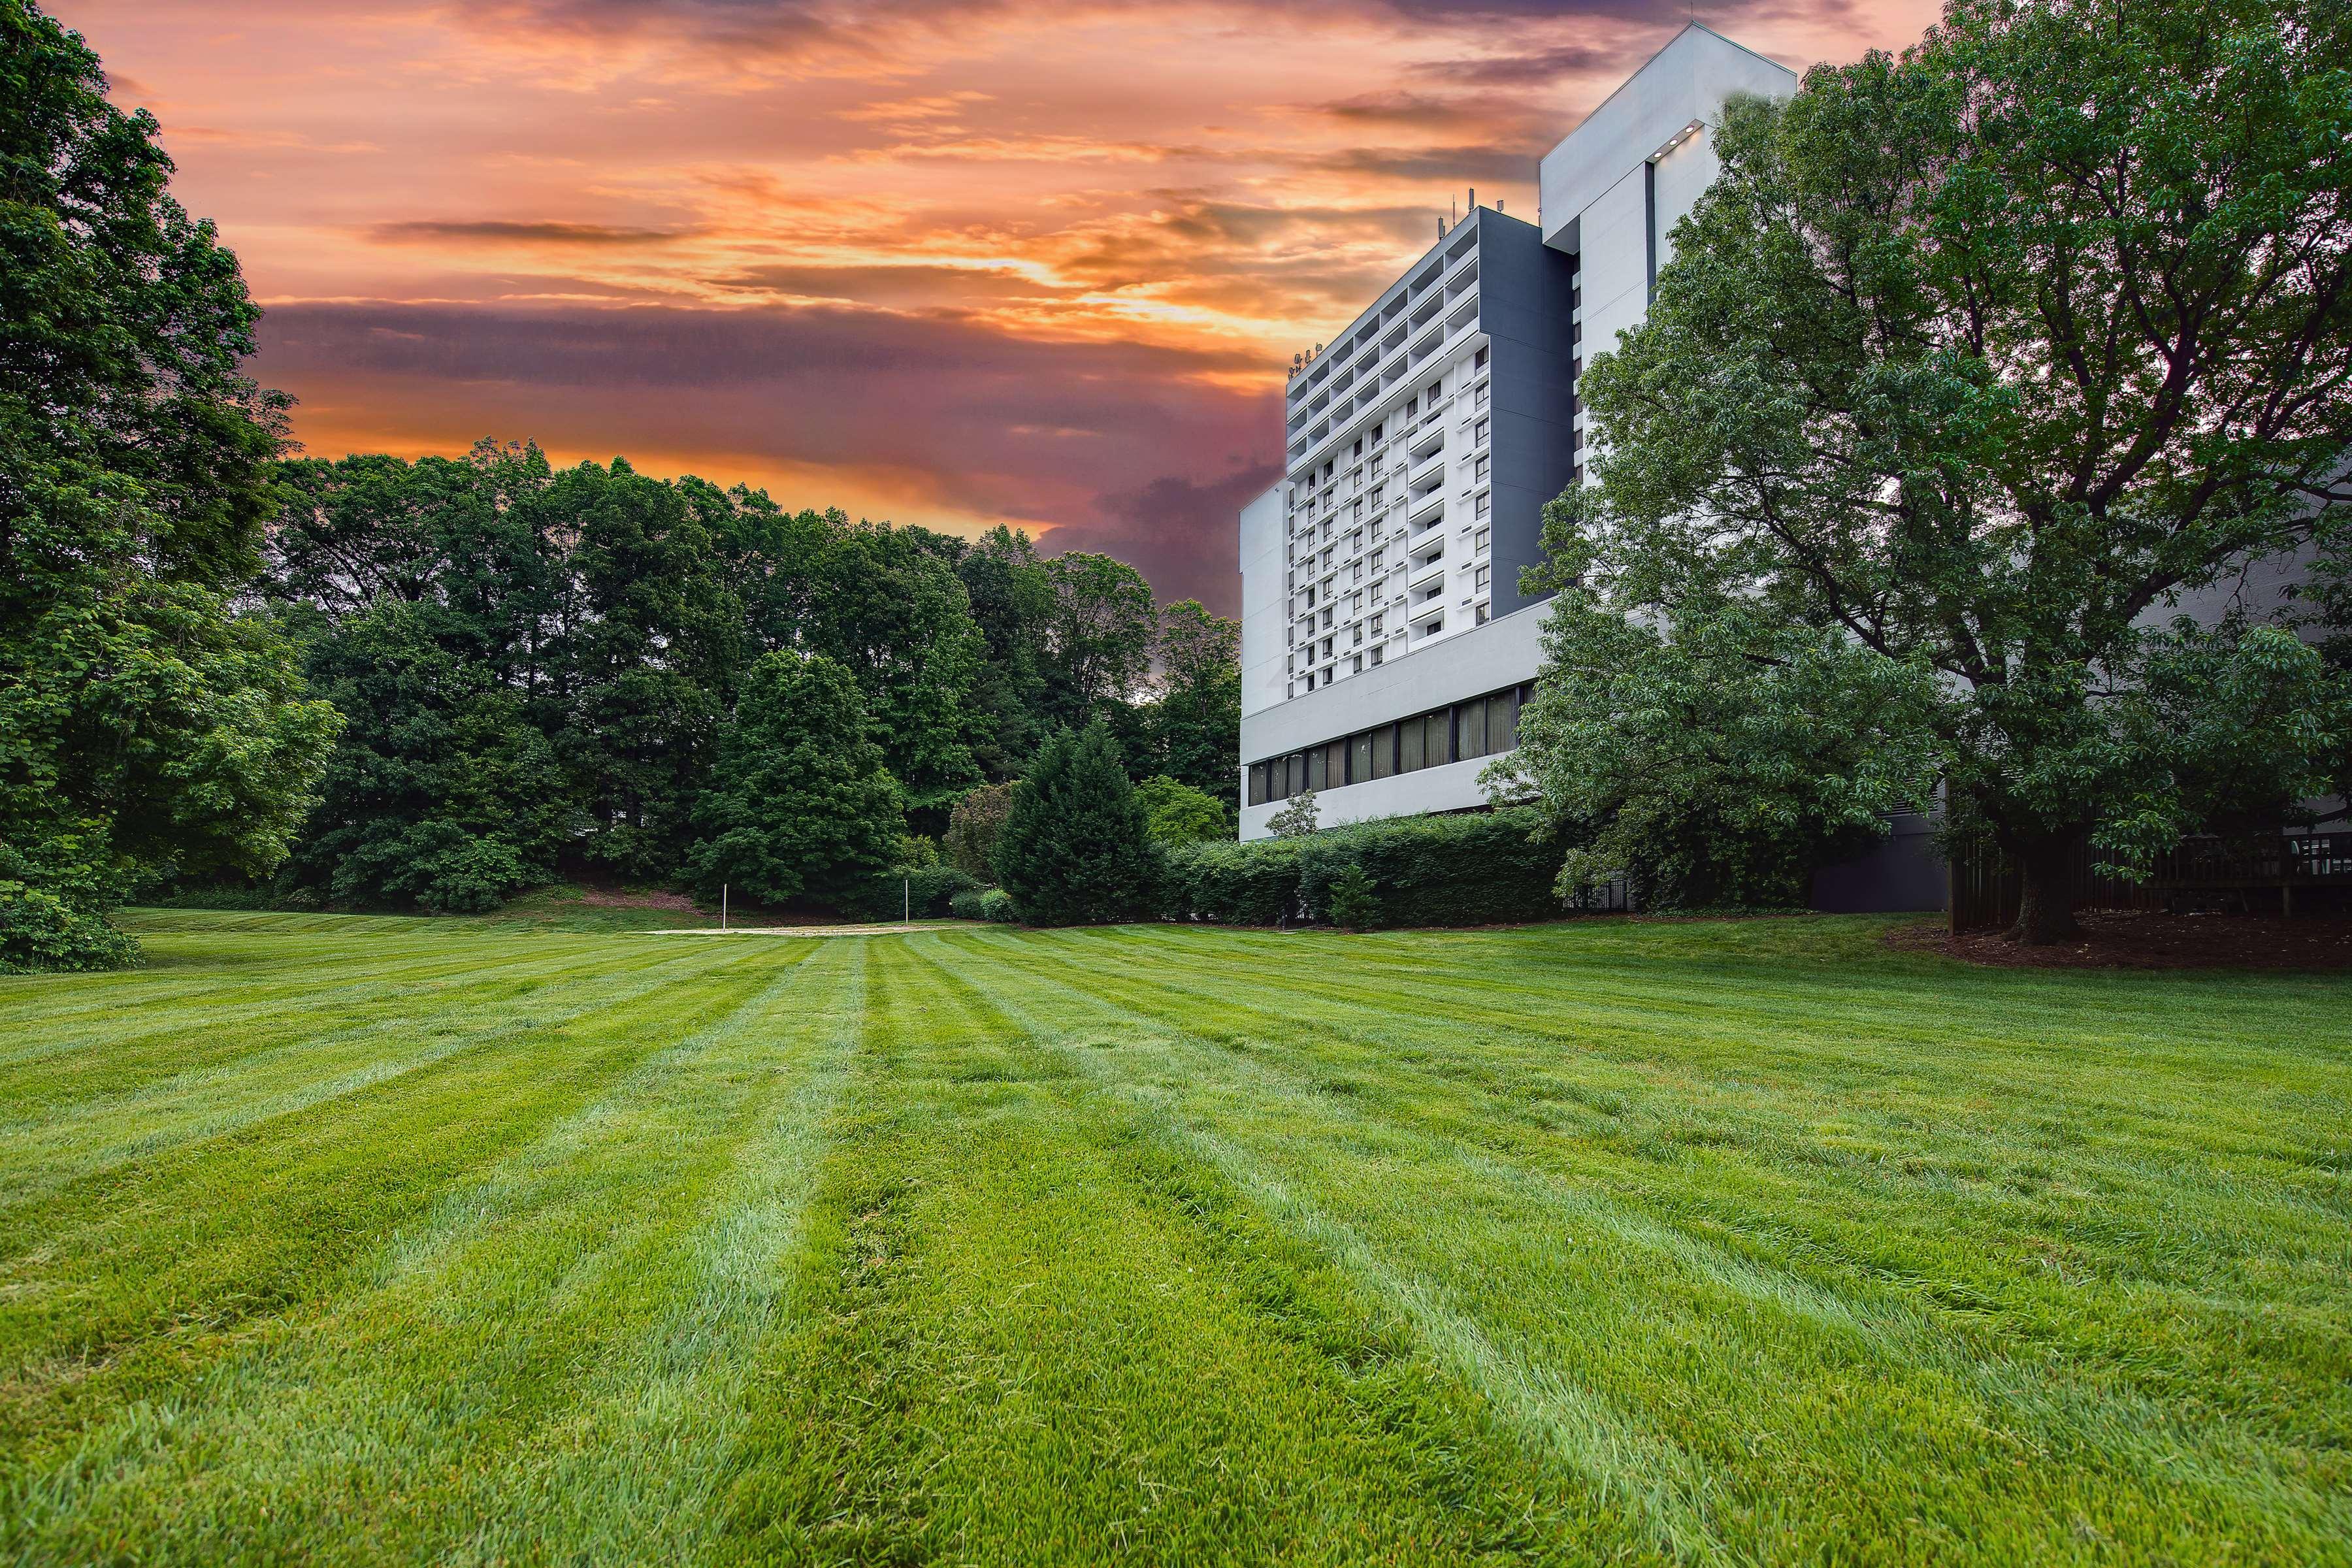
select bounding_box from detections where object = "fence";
[1950,832,2352,932]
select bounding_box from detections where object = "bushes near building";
[1158,808,1566,929]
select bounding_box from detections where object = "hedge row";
[1158,807,1567,929]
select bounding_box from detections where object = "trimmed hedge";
[1159,808,1567,929]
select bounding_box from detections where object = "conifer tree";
[992,722,1158,925]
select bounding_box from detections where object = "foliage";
[0,3,340,967]
[1154,838,1307,926]
[261,455,1234,913]
[950,885,1019,923]
[1145,600,1243,807]
[1134,775,1232,845]
[2089,617,2349,872]
[684,652,904,909]
[1323,864,1379,933]
[800,522,987,815]
[1560,0,2352,939]
[992,723,1160,926]
[840,863,980,923]
[1041,553,1158,729]
[1505,528,1940,909]
[276,595,574,913]
[1266,790,1320,839]
[943,781,1018,878]
[1158,808,1564,928]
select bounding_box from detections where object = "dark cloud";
[367,220,701,246]
[704,263,1052,304]
[1307,144,1543,186]
[254,299,1281,607]
[1057,463,1286,615]
[1406,42,1616,86]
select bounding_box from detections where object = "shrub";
[1266,789,1320,838]
[992,723,1160,926]
[953,886,1017,923]
[1156,837,1306,925]
[1160,808,1566,929]
[0,874,137,972]
[1325,864,1380,931]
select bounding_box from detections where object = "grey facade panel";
[1477,218,1579,621]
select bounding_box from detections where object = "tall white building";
[1239,25,1798,839]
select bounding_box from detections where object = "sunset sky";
[59,0,1939,610]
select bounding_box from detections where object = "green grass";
[2,911,2346,1565]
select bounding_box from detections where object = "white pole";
[722,883,728,931]
[903,877,909,926]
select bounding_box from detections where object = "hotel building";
[1238,25,1799,838]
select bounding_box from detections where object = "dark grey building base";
[1810,812,1947,915]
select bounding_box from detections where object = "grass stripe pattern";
[1,911,2345,1565]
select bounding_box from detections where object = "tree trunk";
[2008,841,2082,945]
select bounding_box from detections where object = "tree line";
[257,443,1238,915]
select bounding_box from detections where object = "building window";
[1475,564,1491,591]
[1370,612,1384,635]
[1369,646,1384,666]
[1370,725,1396,779]
[1475,601,1492,625]
[1475,491,1490,517]
[1474,526,1490,553]
[1473,346,1488,370]
[1475,383,1488,410]
[1307,746,1327,791]
[1473,417,1490,446]
[1351,654,1364,674]
[1474,455,1489,483]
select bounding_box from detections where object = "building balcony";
[1404,488,1445,530]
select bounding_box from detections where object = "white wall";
[1237,482,1287,719]
[1539,24,1797,253]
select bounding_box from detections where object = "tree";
[685,652,903,909]
[1134,775,1233,845]
[1503,523,1942,909]
[1561,0,2352,941]
[1,3,339,967]
[1041,552,1157,730]
[952,526,1056,779]
[277,600,574,913]
[1147,600,1242,808]
[992,723,1158,925]
[944,781,1017,878]
[546,458,739,881]
[803,523,988,817]
[1266,791,1320,839]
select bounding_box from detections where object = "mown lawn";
[1,911,2346,1565]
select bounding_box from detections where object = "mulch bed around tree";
[1887,907,2352,972]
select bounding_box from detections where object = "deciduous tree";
[686,652,904,908]
[1,2,338,966]
[1555,0,2352,941]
